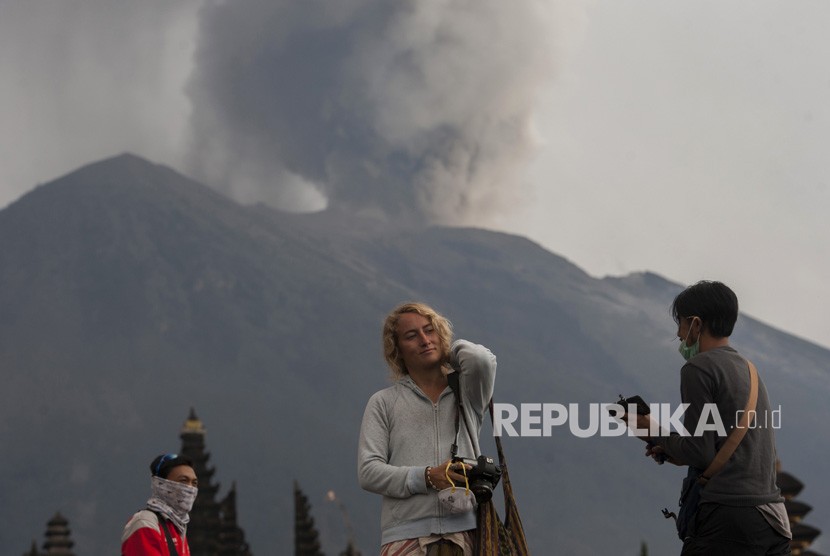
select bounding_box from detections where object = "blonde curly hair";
[382,302,453,378]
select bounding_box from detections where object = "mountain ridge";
[1,154,827,555]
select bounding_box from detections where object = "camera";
[614,394,650,415]
[453,455,502,503]
[611,394,667,464]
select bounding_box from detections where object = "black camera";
[614,394,650,415]
[611,394,667,464]
[453,455,502,503]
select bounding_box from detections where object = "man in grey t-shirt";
[631,281,791,555]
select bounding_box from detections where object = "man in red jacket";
[121,454,198,556]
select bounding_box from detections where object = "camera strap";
[447,371,476,459]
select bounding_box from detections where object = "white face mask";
[438,486,476,515]
[150,476,198,514]
[146,475,198,533]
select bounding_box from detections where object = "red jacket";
[121,510,191,556]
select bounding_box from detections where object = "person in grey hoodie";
[358,302,497,556]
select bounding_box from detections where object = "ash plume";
[186,0,557,223]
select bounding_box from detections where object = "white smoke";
[186,0,561,223]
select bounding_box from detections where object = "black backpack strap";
[151,511,180,556]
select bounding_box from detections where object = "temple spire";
[181,406,207,435]
[22,539,40,556]
[294,482,324,556]
[42,512,75,556]
[218,482,253,556]
[180,407,221,555]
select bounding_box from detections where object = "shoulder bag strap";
[151,512,180,556]
[449,373,530,553]
[698,359,759,485]
[488,400,531,555]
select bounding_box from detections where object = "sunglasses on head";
[155,453,178,476]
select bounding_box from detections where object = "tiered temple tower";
[21,513,76,556]
[180,407,223,555]
[179,408,253,555]
[294,482,325,556]
[294,483,362,556]
[218,482,253,556]
[778,462,823,555]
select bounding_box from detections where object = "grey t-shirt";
[653,346,784,506]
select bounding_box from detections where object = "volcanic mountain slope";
[1,154,827,554]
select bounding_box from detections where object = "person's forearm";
[450,339,496,412]
[358,458,427,498]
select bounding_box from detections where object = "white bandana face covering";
[146,476,198,532]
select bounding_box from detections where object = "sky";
[1,0,828,349]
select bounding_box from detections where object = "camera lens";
[470,481,494,503]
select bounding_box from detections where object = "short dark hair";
[150,454,194,479]
[671,281,739,338]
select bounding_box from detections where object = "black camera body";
[616,394,651,415]
[453,455,502,503]
[613,394,667,464]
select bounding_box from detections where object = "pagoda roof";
[777,471,805,497]
[784,498,812,519]
[791,522,821,545]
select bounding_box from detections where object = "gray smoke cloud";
[186,0,557,223]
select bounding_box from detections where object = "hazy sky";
[1,1,827,349]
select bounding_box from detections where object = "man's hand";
[645,443,683,466]
[614,407,682,465]
[620,411,657,441]
[427,459,473,490]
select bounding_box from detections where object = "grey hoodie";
[358,339,496,545]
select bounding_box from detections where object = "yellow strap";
[698,360,758,485]
[444,461,470,493]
